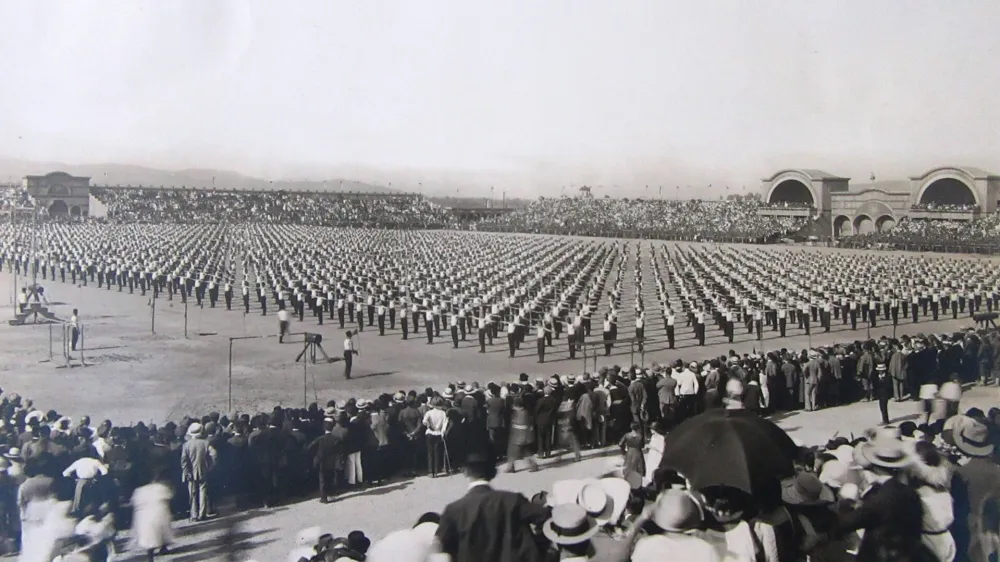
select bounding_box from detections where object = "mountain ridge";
[0,159,398,194]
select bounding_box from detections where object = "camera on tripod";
[296,332,336,364]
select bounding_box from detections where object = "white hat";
[551,478,630,526]
[186,423,203,436]
[542,504,600,545]
[367,528,434,562]
[632,534,722,562]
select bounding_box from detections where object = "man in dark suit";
[308,418,348,503]
[434,448,549,562]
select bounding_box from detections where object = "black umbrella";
[658,409,798,495]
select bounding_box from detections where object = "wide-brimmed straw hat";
[542,504,600,545]
[781,473,835,506]
[649,489,704,532]
[949,417,995,457]
[853,428,913,469]
[550,478,630,526]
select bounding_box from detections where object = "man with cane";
[343,331,360,380]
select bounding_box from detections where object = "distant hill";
[0,159,397,193]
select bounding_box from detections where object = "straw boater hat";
[186,423,203,437]
[542,504,600,545]
[853,428,913,469]
[781,473,835,506]
[550,478,631,526]
[949,417,995,458]
[392,392,406,404]
[441,388,454,400]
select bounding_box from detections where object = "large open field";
[0,234,993,424]
[3,234,1000,560]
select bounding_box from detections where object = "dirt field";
[1,237,994,424]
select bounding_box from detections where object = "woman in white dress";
[130,480,174,562]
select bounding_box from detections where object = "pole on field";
[48,323,53,361]
[302,340,308,409]
[228,338,234,412]
[184,299,189,339]
[151,293,156,334]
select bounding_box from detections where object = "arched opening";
[918,178,978,208]
[854,214,874,235]
[69,205,81,217]
[768,180,814,207]
[48,200,68,216]
[833,215,851,237]
[876,215,896,232]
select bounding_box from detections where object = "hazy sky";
[2,1,999,197]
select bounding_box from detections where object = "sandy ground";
[0,235,998,560]
[0,237,991,424]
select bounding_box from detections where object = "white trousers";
[345,452,363,484]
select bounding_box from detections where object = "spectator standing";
[180,423,216,522]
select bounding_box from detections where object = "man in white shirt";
[63,454,109,515]
[277,306,291,343]
[673,362,701,422]
[343,330,359,379]
[70,308,81,351]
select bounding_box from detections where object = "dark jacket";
[436,484,550,562]
[534,395,559,427]
[308,428,347,470]
[831,477,934,562]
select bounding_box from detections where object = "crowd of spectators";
[474,198,805,241]
[3,324,999,560]
[89,187,453,228]
[759,201,813,210]
[910,203,980,213]
[844,214,1000,251]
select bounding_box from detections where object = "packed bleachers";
[474,198,804,242]
[842,214,1000,253]
[89,187,454,228]
[85,187,805,242]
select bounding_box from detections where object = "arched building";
[760,166,1000,238]
[22,172,92,217]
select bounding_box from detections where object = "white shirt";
[422,409,449,436]
[63,458,108,480]
[70,314,79,329]
[344,337,354,352]
[277,310,290,322]
[673,369,700,396]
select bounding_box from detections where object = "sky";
[1,0,999,198]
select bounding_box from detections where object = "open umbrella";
[658,409,797,495]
